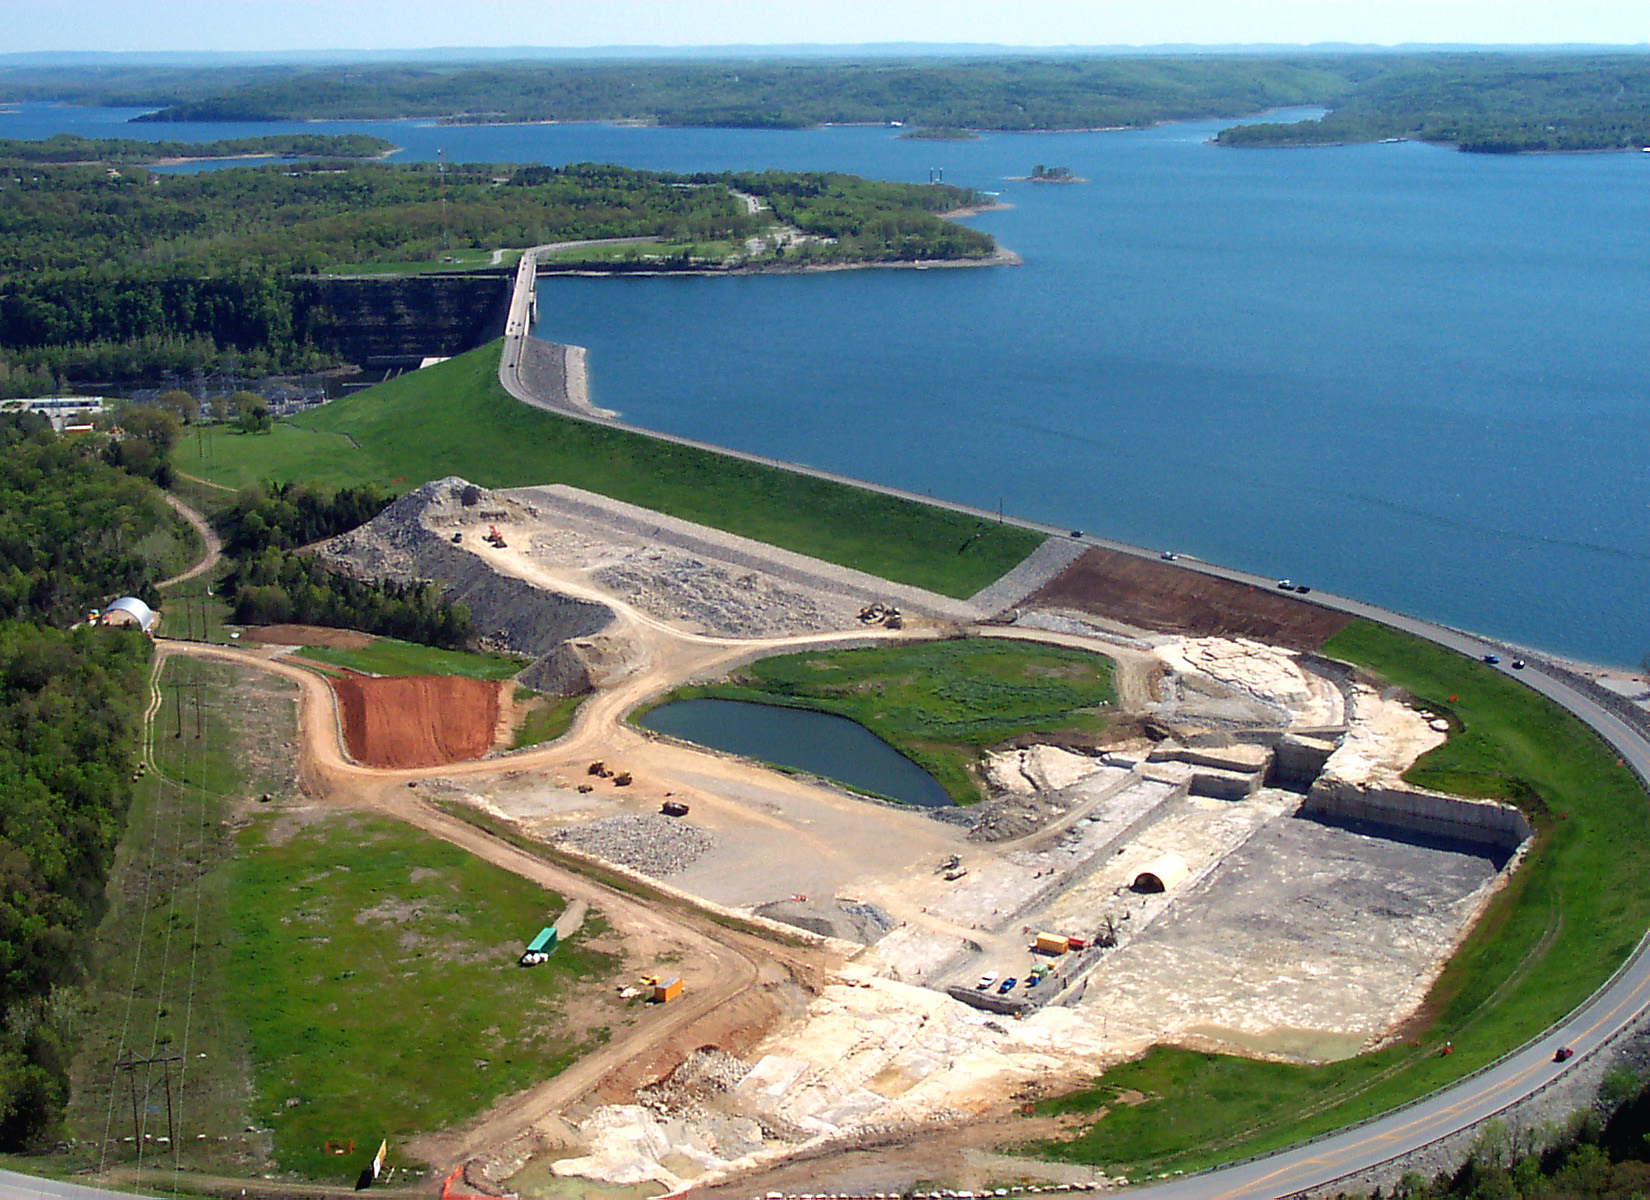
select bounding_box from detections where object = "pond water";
[637,697,952,807]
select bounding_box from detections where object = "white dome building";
[101,596,157,633]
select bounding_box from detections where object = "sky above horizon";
[6,1,1650,54]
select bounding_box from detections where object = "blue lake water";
[637,697,953,807]
[4,101,1647,665]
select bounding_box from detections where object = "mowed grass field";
[171,342,1043,600]
[1032,620,1650,1174]
[230,812,616,1182]
[295,637,526,680]
[652,637,1117,803]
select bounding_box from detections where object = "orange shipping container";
[653,976,683,1003]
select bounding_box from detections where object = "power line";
[100,660,174,1174]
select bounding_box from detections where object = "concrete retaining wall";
[1273,733,1339,790]
[1303,780,1533,851]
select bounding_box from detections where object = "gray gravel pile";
[676,1048,751,1093]
[507,484,984,622]
[551,813,715,876]
[967,790,1077,842]
[319,478,615,661]
[592,555,839,637]
[635,1049,754,1121]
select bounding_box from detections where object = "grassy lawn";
[294,637,526,680]
[1031,619,1650,1174]
[512,692,586,749]
[540,240,662,263]
[177,422,373,494]
[169,343,1043,600]
[649,637,1116,803]
[328,247,518,276]
[229,812,616,1182]
[65,654,619,1187]
[544,239,740,265]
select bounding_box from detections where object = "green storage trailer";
[520,926,558,965]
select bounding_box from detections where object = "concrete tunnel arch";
[1132,853,1189,894]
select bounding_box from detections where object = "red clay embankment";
[328,674,501,768]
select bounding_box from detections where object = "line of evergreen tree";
[0,411,169,1147]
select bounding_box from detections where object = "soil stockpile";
[240,624,373,650]
[1026,548,1351,649]
[329,673,500,768]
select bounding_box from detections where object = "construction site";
[277,478,1534,1195]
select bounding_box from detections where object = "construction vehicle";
[857,602,903,627]
[485,525,507,548]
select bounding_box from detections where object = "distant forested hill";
[1215,54,1650,151]
[8,52,1647,153]
[2,55,1364,130]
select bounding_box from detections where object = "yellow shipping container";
[1035,933,1069,956]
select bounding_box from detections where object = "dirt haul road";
[148,637,866,1180]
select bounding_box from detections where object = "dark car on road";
[1555,1046,1575,1062]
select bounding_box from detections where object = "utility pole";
[114,1053,181,1150]
[173,680,206,739]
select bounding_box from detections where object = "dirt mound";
[240,624,373,650]
[1025,547,1351,650]
[329,673,501,768]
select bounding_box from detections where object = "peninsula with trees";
[0,150,997,395]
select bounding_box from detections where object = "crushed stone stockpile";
[552,813,716,876]
[320,478,615,660]
[589,556,841,639]
[503,483,984,637]
[329,673,500,768]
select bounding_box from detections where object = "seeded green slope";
[1032,620,1650,1174]
[175,343,1042,600]
[294,637,525,680]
